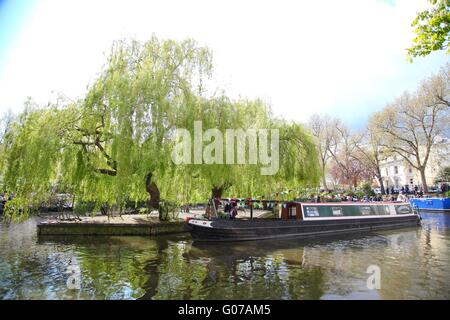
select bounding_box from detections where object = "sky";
[0,0,448,129]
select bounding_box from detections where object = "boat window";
[290,206,296,217]
[305,207,319,217]
[332,207,343,216]
[395,205,412,214]
[360,206,371,215]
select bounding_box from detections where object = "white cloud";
[0,0,447,126]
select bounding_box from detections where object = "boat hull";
[410,198,450,212]
[188,215,421,242]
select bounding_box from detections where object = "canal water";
[1,212,449,300]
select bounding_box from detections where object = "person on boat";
[224,202,231,213]
[214,197,221,212]
[397,192,407,202]
[205,204,212,219]
[229,202,238,219]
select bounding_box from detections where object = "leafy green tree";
[407,0,450,60]
[0,36,321,220]
[1,37,212,220]
[0,102,66,218]
[65,37,212,218]
[172,95,320,201]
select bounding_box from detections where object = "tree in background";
[370,66,449,192]
[407,0,449,60]
[434,166,450,183]
[352,120,387,194]
[326,120,360,189]
[307,114,339,191]
[0,109,14,145]
[328,160,372,189]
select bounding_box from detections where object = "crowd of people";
[310,182,449,204]
[199,183,450,219]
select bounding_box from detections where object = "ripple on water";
[1,214,450,299]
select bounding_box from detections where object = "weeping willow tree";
[64,37,212,217]
[228,119,321,200]
[1,37,212,220]
[170,93,321,201]
[0,100,67,217]
[171,95,272,200]
[0,36,320,221]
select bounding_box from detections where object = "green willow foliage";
[0,36,320,220]
[0,100,72,218]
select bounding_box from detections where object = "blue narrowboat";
[409,198,450,212]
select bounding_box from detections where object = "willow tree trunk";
[145,172,160,211]
[211,186,223,199]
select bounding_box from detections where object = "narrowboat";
[409,198,450,212]
[187,201,421,242]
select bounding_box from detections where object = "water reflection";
[1,213,450,299]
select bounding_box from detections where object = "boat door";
[280,202,302,220]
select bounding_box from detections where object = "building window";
[408,167,412,173]
[394,166,398,174]
[385,168,389,176]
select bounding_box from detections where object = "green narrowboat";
[187,201,421,242]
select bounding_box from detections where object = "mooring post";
[250,201,253,220]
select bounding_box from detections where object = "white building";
[379,137,450,190]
